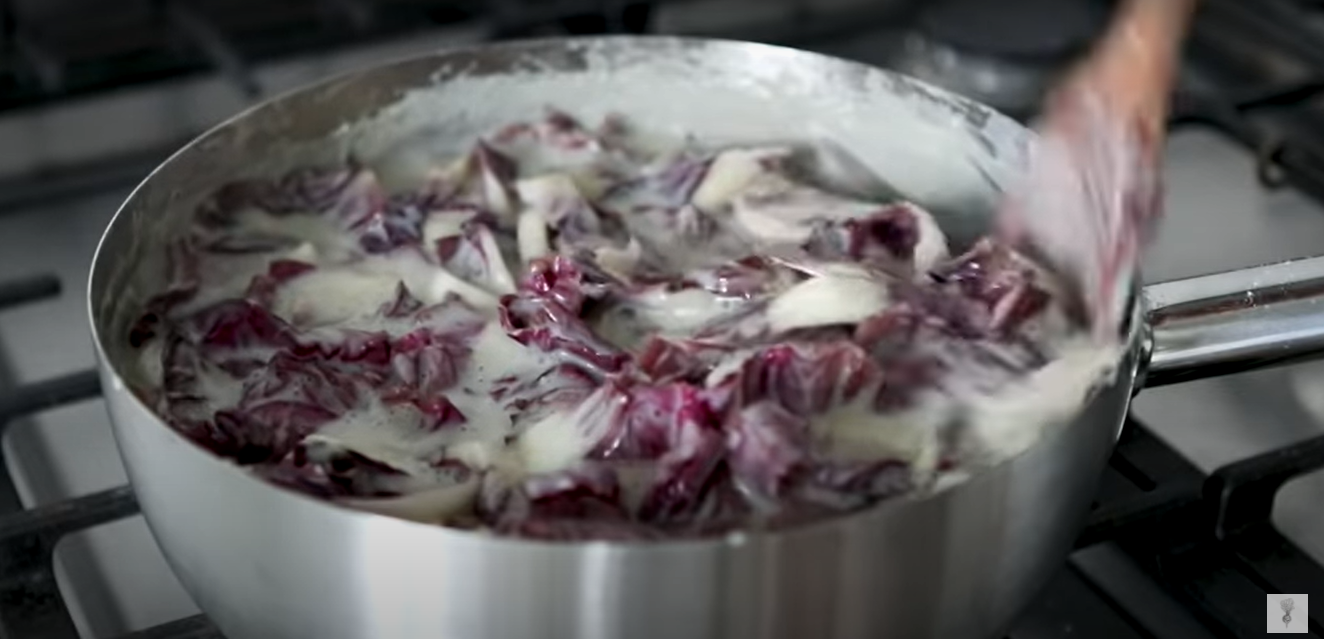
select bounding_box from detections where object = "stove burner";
[917,0,1110,61]
[889,0,1112,117]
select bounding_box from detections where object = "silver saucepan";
[87,36,1324,639]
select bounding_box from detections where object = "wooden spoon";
[998,0,1199,339]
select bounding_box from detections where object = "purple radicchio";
[128,109,1084,541]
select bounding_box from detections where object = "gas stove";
[0,0,1322,637]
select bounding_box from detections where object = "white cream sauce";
[766,270,891,333]
[691,146,793,214]
[813,394,952,479]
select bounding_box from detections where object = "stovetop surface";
[1,0,1324,637]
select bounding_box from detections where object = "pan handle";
[1138,254,1324,389]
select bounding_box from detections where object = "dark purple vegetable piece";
[380,330,471,407]
[874,356,943,412]
[203,234,303,254]
[196,405,333,464]
[245,259,316,307]
[491,363,597,413]
[853,289,1043,406]
[928,239,1052,334]
[378,282,424,318]
[794,459,913,510]
[500,256,628,374]
[656,157,711,206]
[724,401,811,499]
[435,220,513,291]
[805,203,920,264]
[406,295,490,338]
[497,376,733,528]
[605,153,712,210]
[724,402,913,511]
[523,464,626,519]
[189,300,297,350]
[254,460,346,498]
[240,352,359,415]
[717,341,878,416]
[258,445,409,498]
[520,255,593,312]
[678,205,718,240]
[341,328,393,367]
[482,464,657,540]
[555,203,614,248]
[493,109,606,153]
[473,142,518,204]
[159,335,220,423]
[500,294,629,375]
[635,412,726,525]
[197,166,381,228]
[542,110,594,148]
[637,336,730,382]
[428,142,520,218]
[128,238,202,347]
[689,255,789,298]
[354,195,427,253]
[415,395,467,432]
[540,188,631,257]
[288,330,389,370]
[589,381,715,461]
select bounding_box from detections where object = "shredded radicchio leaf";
[127,109,1090,541]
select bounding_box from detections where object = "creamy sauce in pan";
[128,109,1118,537]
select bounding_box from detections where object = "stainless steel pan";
[86,36,1324,639]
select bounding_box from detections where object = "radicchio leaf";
[354,195,427,253]
[637,336,731,383]
[603,152,711,210]
[724,401,811,499]
[589,381,715,461]
[713,341,879,416]
[258,444,408,499]
[380,330,472,408]
[635,411,726,525]
[928,239,1054,334]
[480,464,654,540]
[794,460,913,510]
[494,109,608,155]
[198,166,384,230]
[500,294,628,375]
[245,259,316,308]
[491,363,598,414]
[378,282,424,318]
[805,204,919,263]
[188,299,297,350]
[239,352,358,415]
[128,238,203,347]
[688,255,799,299]
[435,220,517,295]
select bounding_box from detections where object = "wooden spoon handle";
[1000,0,1199,338]
[1059,0,1198,143]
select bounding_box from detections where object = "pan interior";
[89,36,1044,501]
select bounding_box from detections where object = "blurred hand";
[998,0,1198,338]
